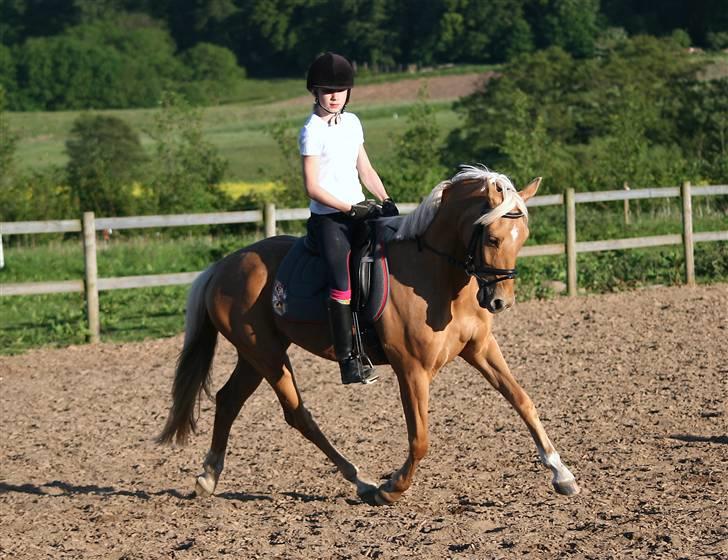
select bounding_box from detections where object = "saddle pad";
[272,237,390,324]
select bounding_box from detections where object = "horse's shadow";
[668,434,728,445]
[0,481,274,502]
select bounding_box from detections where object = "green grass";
[6,67,480,182]
[2,204,726,355]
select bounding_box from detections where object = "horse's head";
[449,168,541,313]
[393,165,540,314]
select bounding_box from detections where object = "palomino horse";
[157,166,580,504]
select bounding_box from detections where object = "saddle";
[272,216,404,326]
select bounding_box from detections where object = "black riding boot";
[327,299,377,385]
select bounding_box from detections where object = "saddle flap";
[273,231,390,325]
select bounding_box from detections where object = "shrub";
[381,87,447,201]
[66,114,147,216]
[12,35,127,110]
[0,86,16,187]
[178,43,247,105]
[0,167,76,222]
[145,92,229,214]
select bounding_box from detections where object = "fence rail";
[1,183,726,342]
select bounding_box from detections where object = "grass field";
[6,63,486,182]
[2,202,726,355]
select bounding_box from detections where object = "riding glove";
[348,200,381,220]
[381,197,399,217]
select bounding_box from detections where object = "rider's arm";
[356,145,389,201]
[302,155,352,213]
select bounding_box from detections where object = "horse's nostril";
[492,298,505,311]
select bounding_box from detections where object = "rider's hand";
[348,200,381,220]
[381,197,399,217]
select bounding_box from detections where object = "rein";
[415,209,523,288]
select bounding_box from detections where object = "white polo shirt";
[298,111,366,215]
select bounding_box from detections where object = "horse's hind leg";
[462,334,580,496]
[196,355,263,497]
[254,351,377,497]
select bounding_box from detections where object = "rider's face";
[317,88,347,112]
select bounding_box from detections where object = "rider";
[300,52,399,385]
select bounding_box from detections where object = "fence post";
[680,181,695,287]
[0,233,4,269]
[623,182,631,225]
[264,203,276,238]
[565,188,577,296]
[82,212,100,343]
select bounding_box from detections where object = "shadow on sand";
[668,434,728,445]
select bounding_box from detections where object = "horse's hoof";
[553,478,580,496]
[356,479,379,505]
[357,482,396,506]
[195,474,216,497]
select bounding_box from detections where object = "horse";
[157,165,580,505]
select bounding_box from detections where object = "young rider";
[299,52,399,385]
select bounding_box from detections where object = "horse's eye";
[486,236,500,247]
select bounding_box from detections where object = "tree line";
[0,24,726,223]
[1,0,727,110]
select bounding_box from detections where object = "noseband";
[415,208,523,288]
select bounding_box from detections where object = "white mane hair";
[394,165,528,241]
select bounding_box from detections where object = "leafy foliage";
[0,167,75,222]
[2,0,725,109]
[381,87,447,201]
[66,114,147,216]
[0,86,16,186]
[446,36,725,192]
[144,92,229,214]
[263,118,307,208]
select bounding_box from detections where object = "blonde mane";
[394,165,528,241]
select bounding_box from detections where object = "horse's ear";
[486,177,503,207]
[519,177,541,202]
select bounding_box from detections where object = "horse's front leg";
[360,366,431,505]
[461,333,580,496]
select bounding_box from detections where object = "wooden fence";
[1,183,726,342]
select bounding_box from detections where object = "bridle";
[415,205,523,288]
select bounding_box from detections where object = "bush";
[0,45,15,101]
[0,86,16,187]
[447,36,709,192]
[66,114,147,216]
[381,87,447,201]
[0,167,76,222]
[145,92,229,214]
[178,43,247,105]
[12,35,126,110]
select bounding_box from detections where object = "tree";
[145,92,228,214]
[12,35,125,110]
[66,114,147,215]
[178,42,246,104]
[382,86,447,201]
[529,0,600,57]
[0,86,17,188]
[265,117,308,208]
[447,36,708,192]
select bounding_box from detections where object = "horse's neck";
[423,202,468,263]
[402,203,471,290]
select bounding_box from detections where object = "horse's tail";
[157,264,218,445]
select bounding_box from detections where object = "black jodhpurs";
[306,212,357,302]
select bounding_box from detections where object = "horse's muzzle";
[478,285,511,314]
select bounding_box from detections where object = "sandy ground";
[1,284,726,559]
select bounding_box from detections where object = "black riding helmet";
[306,52,354,109]
[306,52,354,91]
